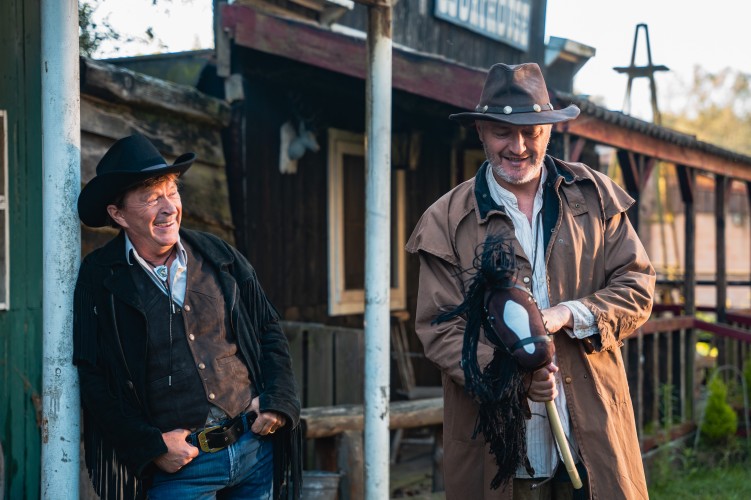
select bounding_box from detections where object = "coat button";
[184,304,191,312]
[126,380,134,390]
[189,334,195,341]
[198,363,206,370]
[208,393,216,400]
[523,276,530,284]
[565,376,573,384]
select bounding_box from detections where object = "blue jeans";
[148,430,273,500]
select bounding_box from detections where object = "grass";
[649,462,751,499]
[648,438,751,500]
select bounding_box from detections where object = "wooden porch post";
[677,165,696,419]
[715,175,728,324]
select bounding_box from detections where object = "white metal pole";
[364,3,392,499]
[40,0,81,497]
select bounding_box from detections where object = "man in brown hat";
[406,63,655,499]
[73,133,301,499]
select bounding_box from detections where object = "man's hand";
[249,396,286,436]
[540,304,573,334]
[153,429,199,473]
[525,363,559,402]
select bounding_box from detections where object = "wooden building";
[210,8,751,486]
[217,1,555,328]
[3,1,751,498]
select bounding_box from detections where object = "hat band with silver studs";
[475,103,555,114]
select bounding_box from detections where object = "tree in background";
[79,0,120,57]
[662,66,751,156]
[79,0,177,57]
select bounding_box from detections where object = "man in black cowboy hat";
[73,133,301,499]
[406,63,655,499]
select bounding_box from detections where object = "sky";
[545,0,750,119]
[91,0,750,121]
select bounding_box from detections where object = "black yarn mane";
[434,235,534,489]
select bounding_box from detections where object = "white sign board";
[434,0,532,52]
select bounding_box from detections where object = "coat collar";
[95,228,235,267]
[97,228,236,311]
[474,155,574,221]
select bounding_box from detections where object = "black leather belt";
[187,412,257,453]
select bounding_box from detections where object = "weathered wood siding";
[338,0,548,69]
[0,1,43,498]
[228,50,455,332]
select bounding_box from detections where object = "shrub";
[700,377,738,443]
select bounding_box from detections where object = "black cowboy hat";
[449,62,580,126]
[77,133,195,228]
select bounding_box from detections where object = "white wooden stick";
[545,400,583,489]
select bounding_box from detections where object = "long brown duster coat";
[406,157,655,499]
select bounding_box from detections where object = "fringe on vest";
[275,421,304,499]
[82,409,145,500]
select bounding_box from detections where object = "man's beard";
[483,143,545,186]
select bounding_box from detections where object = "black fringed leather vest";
[130,245,253,432]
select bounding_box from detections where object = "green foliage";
[744,357,751,403]
[79,0,179,58]
[649,439,750,498]
[700,377,738,443]
[662,66,751,156]
[79,0,120,57]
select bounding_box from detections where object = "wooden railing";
[281,321,443,499]
[630,307,751,451]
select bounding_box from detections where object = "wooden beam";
[222,3,483,111]
[676,165,694,204]
[555,114,751,180]
[641,157,656,191]
[694,319,751,343]
[716,175,728,323]
[638,316,694,335]
[617,150,640,194]
[81,58,231,127]
[570,137,586,163]
[679,166,696,318]
[302,398,443,439]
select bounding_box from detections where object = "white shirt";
[125,234,188,307]
[485,165,598,477]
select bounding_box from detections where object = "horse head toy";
[435,235,581,490]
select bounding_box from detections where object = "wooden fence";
[628,306,751,451]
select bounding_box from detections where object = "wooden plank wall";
[282,321,365,407]
[231,50,456,342]
[0,1,43,498]
[338,0,548,69]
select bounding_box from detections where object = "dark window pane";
[343,154,365,289]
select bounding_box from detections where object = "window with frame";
[0,111,8,310]
[327,129,406,316]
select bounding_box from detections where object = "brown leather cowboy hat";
[449,62,580,126]
[77,133,195,228]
